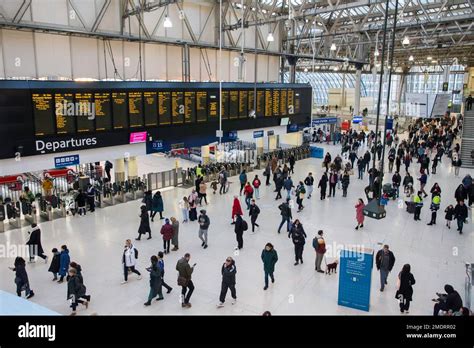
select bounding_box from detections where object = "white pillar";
[354,68,362,116]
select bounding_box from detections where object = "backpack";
[242,220,248,231]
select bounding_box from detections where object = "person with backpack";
[217,257,237,308]
[231,196,243,224]
[288,219,307,266]
[313,230,326,273]
[277,198,292,234]
[304,172,314,198]
[261,243,278,290]
[318,172,328,200]
[144,255,164,306]
[198,209,210,249]
[249,199,260,233]
[9,257,34,299]
[243,182,254,210]
[121,239,141,284]
[48,248,61,281]
[295,181,306,212]
[252,175,261,199]
[239,170,248,196]
[234,214,247,250]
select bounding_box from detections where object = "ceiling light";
[333,66,339,71]
[409,55,414,61]
[427,56,432,60]
[402,36,410,45]
[163,16,172,28]
[330,43,337,51]
[374,49,379,57]
[267,32,274,42]
[432,60,437,63]
[304,68,308,72]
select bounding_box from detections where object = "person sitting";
[432,284,463,316]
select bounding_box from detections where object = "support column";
[201,145,210,165]
[354,68,362,116]
[256,138,264,155]
[182,44,190,82]
[114,158,125,183]
[341,72,346,109]
[127,156,138,180]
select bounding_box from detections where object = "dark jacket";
[13,261,29,285]
[454,204,468,220]
[48,252,61,273]
[176,257,193,281]
[26,227,44,255]
[318,174,328,188]
[234,215,244,235]
[278,202,292,219]
[67,275,86,300]
[75,192,86,207]
[148,262,162,294]
[442,287,463,313]
[396,272,416,301]
[138,208,151,234]
[198,214,210,230]
[59,249,70,277]
[304,176,314,186]
[288,224,307,245]
[261,248,278,273]
[160,223,174,240]
[341,174,350,189]
[221,261,237,285]
[152,193,163,212]
[375,249,396,271]
[249,204,260,219]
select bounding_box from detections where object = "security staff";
[413,191,423,221]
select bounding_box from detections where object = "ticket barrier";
[0,202,22,232]
[38,198,53,222]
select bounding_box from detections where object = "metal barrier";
[147,168,181,191]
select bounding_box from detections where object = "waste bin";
[310,146,324,159]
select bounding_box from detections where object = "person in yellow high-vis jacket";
[427,194,441,225]
[413,191,423,221]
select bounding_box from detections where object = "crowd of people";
[8,113,472,316]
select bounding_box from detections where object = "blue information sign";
[253,130,264,138]
[352,116,363,124]
[54,155,79,168]
[386,118,394,130]
[287,124,298,133]
[228,131,238,140]
[312,117,338,126]
[338,248,374,312]
[151,140,164,151]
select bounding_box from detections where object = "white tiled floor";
[0,142,472,315]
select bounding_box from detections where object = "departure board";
[208,92,218,120]
[184,91,196,123]
[295,91,301,114]
[33,93,55,136]
[128,92,144,128]
[75,92,95,133]
[229,91,239,119]
[272,89,280,116]
[196,91,207,123]
[221,91,229,119]
[171,91,184,124]
[280,89,287,116]
[112,92,128,129]
[94,92,112,131]
[158,91,171,125]
[55,93,76,134]
[257,90,265,117]
[265,89,273,117]
[238,91,248,118]
[143,91,158,126]
[248,90,255,115]
[287,89,295,115]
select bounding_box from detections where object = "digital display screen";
[208,92,218,120]
[221,91,229,119]
[238,91,248,119]
[184,91,196,124]
[128,92,144,128]
[172,91,184,124]
[158,91,171,125]
[265,89,272,117]
[75,92,95,133]
[295,91,301,114]
[33,93,55,136]
[257,90,265,117]
[112,92,128,129]
[287,89,295,115]
[280,89,287,116]
[272,89,280,116]
[94,92,112,131]
[143,91,158,126]
[196,91,207,123]
[248,90,255,116]
[229,91,239,119]
[55,93,76,135]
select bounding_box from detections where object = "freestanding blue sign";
[352,116,363,124]
[253,130,264,138]
[54,155,79,168]
[312,117,338,126]
[386,118,394,130]
[338,247,374,312]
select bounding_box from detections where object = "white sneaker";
[137,275,142,280]
[217,302,224,308]
[120,280,128,285]
[231,298,237,305]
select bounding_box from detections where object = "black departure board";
[55,93,76,134]
[256,90,265,117]
[221,91,229,119]
[280,89,287,116]
[184,92,196,124]
[265,89,272,117]
[33,93,55,136]
[287,89,295,115]
[248,90,255,114]
[229,91,239,119]
[143,92,158,126]
[128,92,144,128]
[272,89,280,116]
[75,92,95,133]
[171,91,184,124]
[208,92,218,120]
[94,93,112,131]
[239,91,248,118]
[112,92,128,129]
[158,91,171,125]
[196,91,207,123]
[295,91,301,114]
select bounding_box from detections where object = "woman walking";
[48,248,61,281]
[199,180,208,205]
[178,196,189,223]
[231,196,243,224]
[26,223,47,263]
[288,219,307,266]
[121,239,141,284]
[395,264,415,314]
[143,190,153,216]
[160,218,174,254]
[9,257,34,298]
[151,191,164,221]
[261,243,278,290]
[355,198,365,230]
[144,255,164,306]
[136,205,152,240]
[170,217,180,251]
[188,190,198,221]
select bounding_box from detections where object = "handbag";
[177,276,188,287]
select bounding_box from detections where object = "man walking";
[454,200,468,234]
[249,199,260,233]
[375,245,395,292]
[197,210,210,249]
[277,198,292,234]
[176,253,195,308]
[217,257,237,308]
[304,172,314,199]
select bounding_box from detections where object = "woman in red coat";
[355,198,365,230]
[160,218,174,254]
[231,196,243,225]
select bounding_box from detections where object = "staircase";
[460,109,474,169]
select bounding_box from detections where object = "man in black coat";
[217,257,237,307]
[375,245,395,292]
[454,200,468,234]
[234,214,245,250]
[249,199,260,233]
[277,199,292,234]
[26,224,47,263]
[433,284,463,315]
[318,172,328,200]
